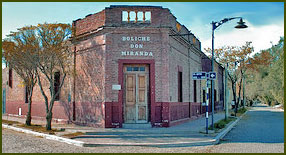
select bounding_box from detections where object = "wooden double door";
[124,65,149,123]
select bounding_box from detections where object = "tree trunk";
[231,81,238,117]
[238,78,243,107]
[238,70,243,107]
[25,86,33,126]
[46,112,53,130]
[25,100,32,126]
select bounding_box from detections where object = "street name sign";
[193,72,217,80]
[192,72,207,80]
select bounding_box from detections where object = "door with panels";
[124,65,149,123]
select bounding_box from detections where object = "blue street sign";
[207,72,216,80]
[192,72,207,80]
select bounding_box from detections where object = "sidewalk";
[2,111,243,147]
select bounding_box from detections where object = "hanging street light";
[211,17,248,128]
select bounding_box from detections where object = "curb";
[2,111,248,148]
[2,123,216,147]
[82,139,217,147]
[2,124,85,147]
[213,110,248,144]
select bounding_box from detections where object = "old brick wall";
[73,33,106,127]
[168,37,202,103]
[3,67,72,121]
[201,57,225,111]
[104,6,171,27]
[74,10,105,36]
[214,61,225,111]
[104,28,170,102]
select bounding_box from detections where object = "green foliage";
[237,107,247,114]
[208,118,236,130]
[231,107,247,117]
[204,42,255,114]
[246,37,284,108]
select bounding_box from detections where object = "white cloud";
[201,21,284,55]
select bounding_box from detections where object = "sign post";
[206,80,210,134]
[207,71,216,128]
[192,71,216,134]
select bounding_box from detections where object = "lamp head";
[235,18,248,29]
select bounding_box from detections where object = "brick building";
[2,5,225,128]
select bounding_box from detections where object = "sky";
[2,2,284,56]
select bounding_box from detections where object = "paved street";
[2,104,284,153]
[206,104,284,153]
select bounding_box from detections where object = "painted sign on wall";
[121,36,153,57]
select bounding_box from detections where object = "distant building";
[2,5,225,128]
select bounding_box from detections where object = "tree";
[205,42,254,116]
[235,42,254,108]
[2,26,39,126]
[35,23,72,130]
[245,37,284,108]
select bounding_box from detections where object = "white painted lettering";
[121,36,150,42]
[121,51,153,57]
[121,51,126,56]
[146,37,150,41]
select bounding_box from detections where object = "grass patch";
[17,124,64,135]
[237,107,247,114]
[62,132,85,138]
[2,120,20,125]
[208,117,236,130]
[231,107,248,117]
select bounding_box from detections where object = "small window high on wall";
[122,11,151,23]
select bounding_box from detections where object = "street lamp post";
[243,74,246,108]
[211,17,247,128]
[224,63,229,120]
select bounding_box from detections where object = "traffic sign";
[192,72,207,80]
[207,72,216,80]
